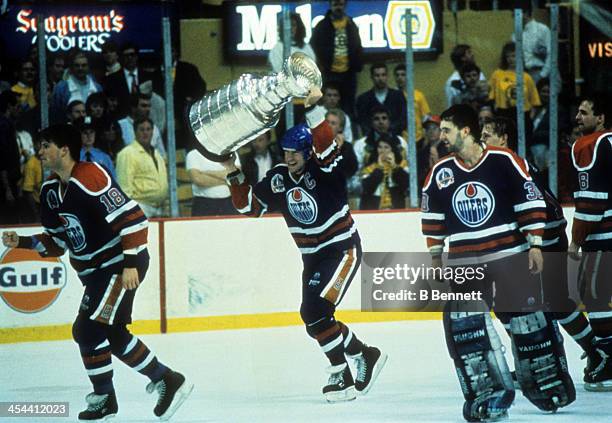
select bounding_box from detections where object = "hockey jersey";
[529,161,567,249]
[33,162,149,283]
[228,107,359,255]
[571,131,612,251]
[421,146,546,261]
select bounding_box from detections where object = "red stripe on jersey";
[35,233,65,257]
[292,215,353,245]
[71,162,110,192]
[572,131,607,169]
[426,238,444,248]
[311,120,335,154]
[121,228,148,250]
[422,223,445,232]
[111,209,146,232]
[449,233,524,253]
[575,199,607,212]
[516,210,547,224]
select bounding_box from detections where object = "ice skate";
[322,363,356,402]
[583,338,612,392]
[78,391,118,421]
[146,370,194,421]
[351,345,388,395]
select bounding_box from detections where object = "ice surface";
[1,320,610,422]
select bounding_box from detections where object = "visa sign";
[224,0,442,59]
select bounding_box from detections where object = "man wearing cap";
[417,115,444,188]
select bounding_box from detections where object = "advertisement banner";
[223,0,443,61]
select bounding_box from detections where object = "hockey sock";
[338,321,364,356]
[556,311,595,352]
[80,339,114,394]
[315,321,346,366]
[113,335,168,382]
[588,311,612,340]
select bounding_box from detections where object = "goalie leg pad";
[510,312,576,412]
[444,311,515,422]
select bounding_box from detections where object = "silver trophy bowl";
[188,52,322,162]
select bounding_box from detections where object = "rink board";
[0,209,575,343]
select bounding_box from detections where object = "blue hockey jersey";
[228,107,359,255]
[421,146,547,261]
[34,162,149,283]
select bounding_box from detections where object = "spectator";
[353,106,409,171]
[489,42,541,141]
[116,117,168,217]
[171,44,207,150]
[418,115,445,188]
[21,137,43,223]
[445,44,486,108]
[478,105,495,129]
[322,83,354,143]
[51,50,102,122]
[99,118,125,160]
[394,63,430,142]
[11,59,37,111]
[268,13,316,73]
[139,80,166,134]
[77,117,116,179]
[47,53,66,94]
[325,108,358,180]
[360,135,409,210]
[101,40,121,77]
[530,78,571,171]
[0,90,22,224]
[186,149,241,217]
[449,63,489,112]
[85,92,107,120]
[310,0,363,116]
[356,63,407,137]
[66,100,87,124]
[103,42,159,119]
[240,131,280,186]
[516,7,552,83]
[118,93,166,158]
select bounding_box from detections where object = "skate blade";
[80,414,117,422]
[324,386,357,403]
[584,381,612,392]
[358,352,389,396]
[159,380,194,421]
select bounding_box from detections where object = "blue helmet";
[280,124,312,159]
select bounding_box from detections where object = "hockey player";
[422,105,575,421]
[220,87,387,402]
[569,94,612,391]
[1,124,192,421]
[481,116,596,355]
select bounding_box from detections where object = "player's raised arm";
[222,153,268,217]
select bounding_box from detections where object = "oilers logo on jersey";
[287,187,318,224]
[452,182,495,228]
[58,213,87,252]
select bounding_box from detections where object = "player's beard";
[449,133,464,153]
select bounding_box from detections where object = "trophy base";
[192,142,232,163]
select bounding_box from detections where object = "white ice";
[1,320,610,422]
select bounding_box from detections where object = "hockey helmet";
[280,124,312,159]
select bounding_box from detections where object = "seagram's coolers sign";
[0,2,175,58]
[0,248,67,313]
[223,0,442,60]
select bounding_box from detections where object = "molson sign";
[0,248,67,313]
[0,3,171,58]
[223,0,442,60]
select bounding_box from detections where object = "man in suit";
[103,42,159,119]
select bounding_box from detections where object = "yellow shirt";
[331,17,349,73]
[488,69,541,111]
[401,89,431,142]
[11,83,37,109]
[22,155,42,203]
[116,141,168,206]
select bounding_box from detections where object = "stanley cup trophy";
[188,52,322,162]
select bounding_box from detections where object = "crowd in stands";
[0,1,591,224]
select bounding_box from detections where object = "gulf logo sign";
[0,248,67,313]
[384,1,435,50]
